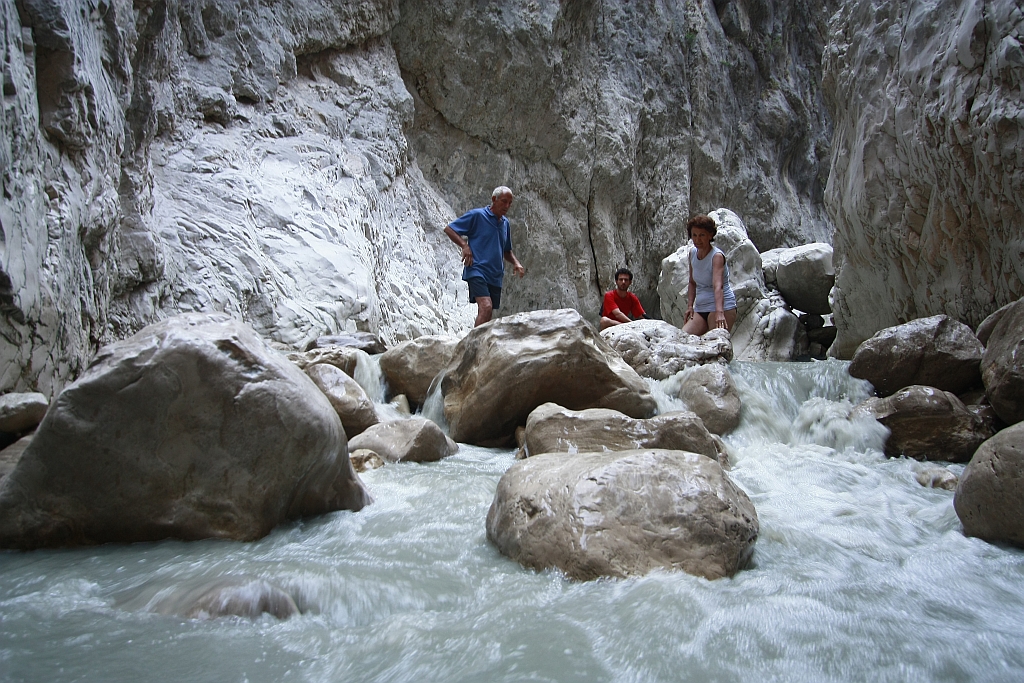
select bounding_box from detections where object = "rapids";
[2,360,1023,682]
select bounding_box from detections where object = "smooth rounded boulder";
[0,393,48,434]
[521,403,719,459]
[347,417,458,463]
[600,320,732,380]
[378,335,457,406]
[0,313,371,549]
[486,448,758,581]
[954,423,1024,546]
[852,385,994,461]
[441,309,657,446]
[305,363,380,438]
[981,298,1024,425]
[848,315,983,397]
[774,243,835,315]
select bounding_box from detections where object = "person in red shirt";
[600,268,646,329]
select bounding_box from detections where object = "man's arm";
[444,226,474,266]
[504,250,526,278]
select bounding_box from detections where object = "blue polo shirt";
[448,207,513,288]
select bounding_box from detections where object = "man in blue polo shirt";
[443,186,526,326]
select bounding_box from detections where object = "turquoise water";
[1,360,1022,682]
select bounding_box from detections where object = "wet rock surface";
[0,313,370,549]
[347,417,457,463]
[305,363,380,438]
[487,448,759,581]
[981,298,1024,426]
[667,363,742,436]
[379,335,458,406]
[600,321,731,380]
[520,403,719,460]
[441,310,656,447]
[955,423,1024,547]
[848,316,983,397]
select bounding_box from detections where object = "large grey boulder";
[347,417,458,463]
[774,243,834,315]
[486,449,758,581]
[0,313,370,549]
[825,0,1024,357]
[521,403,719,460]
[378,335,458,406]
[441,309,657,447]
[848,315,983,397]
[981,298,1024,425]
[305,363,380,438]
[667,363,742,436]
[954,423,1024,547]
[853,385,995,462]
[600,321,732,380]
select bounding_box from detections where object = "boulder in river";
[0,313,370,549]
[599,320,732,380]
[441,309,657,446]
[305,362,380,438]
[981,298,1024,426]
[0,393,49,435]
[848,315,983,397]
[954,423,1024,547]
[666,363,742,435]
[773,243,835,315]
[378,335,458,406]
[853,385,994,462]
[347,417,458,463]
[304,332,385,355]
[521,403,720,460]
[487,448,758,581]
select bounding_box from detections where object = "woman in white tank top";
[682,215,738,335]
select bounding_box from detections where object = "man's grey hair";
[491,186,514,200]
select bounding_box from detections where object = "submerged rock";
[853,385,994,462]
[441,309,656,447]
[487,448,758,581]
[119,576,299,621]
[0,313,370,549]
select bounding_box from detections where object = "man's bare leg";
[475,296,494,326]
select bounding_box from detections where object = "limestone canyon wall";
[824,0,1024,357]
[1,0,838,396]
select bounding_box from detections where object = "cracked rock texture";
[823,0,1024,357]
[3,0,837,397]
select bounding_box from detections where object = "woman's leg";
[682,312,709,335]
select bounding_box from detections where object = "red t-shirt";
[601,290,645,320]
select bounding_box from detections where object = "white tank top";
[690,245,737,312]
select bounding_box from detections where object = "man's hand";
[513,262,525,278]
[461,244,474,266]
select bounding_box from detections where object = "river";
[1,360,1022,682]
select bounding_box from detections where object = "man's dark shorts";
[467,277,501,309]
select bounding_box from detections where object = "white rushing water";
[2,360,1023,682]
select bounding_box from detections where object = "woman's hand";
[711,310,727,330]
[684,306,695,323]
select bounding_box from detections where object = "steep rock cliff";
[2,0,837,396]
[394,0,838,317]
[824,0,1024,357]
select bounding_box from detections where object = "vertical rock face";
[823,0,1024,357]
[393,0,837,317]
[3,0,838,397]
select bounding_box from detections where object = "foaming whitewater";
[352,350,386,403]
[2,360,1023,682]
